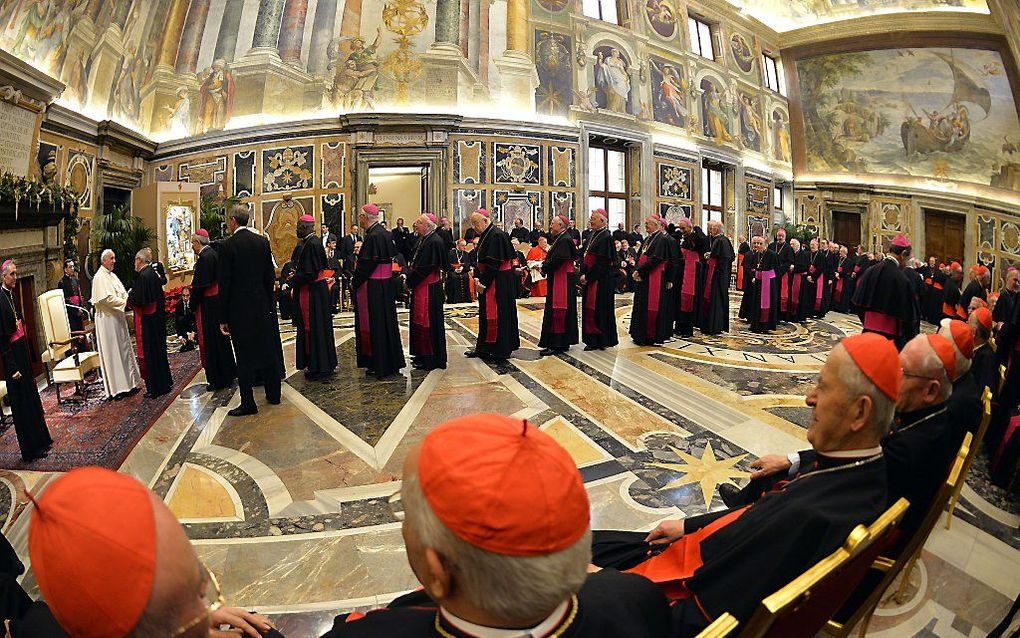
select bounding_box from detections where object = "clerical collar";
[895,404,948,433]
[819,446,883,459]
[234,225,254,234]
[367,222,380,233]
[438,598,574,638]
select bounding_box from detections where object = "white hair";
[135,249,151,263]
[402,471,591,624]
[0,259,14,277]
[912,336,953,402]
[937,320,972,377]
[838,345,896,439]
[191,233,209,246]
[101,249,115,261]
[422,216,437,232]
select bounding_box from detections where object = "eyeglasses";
[902,370,940,381]
[172,560,224,637]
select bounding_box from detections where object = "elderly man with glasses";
[27,467,280,638]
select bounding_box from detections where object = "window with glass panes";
[583,0,618,24]
[773,185,784,213]
[701,166,724,224]
[761,53,785,96]
[688,16,715,61]
[589,146,628,229]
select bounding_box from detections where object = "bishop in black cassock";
[742,237,780,333]
[538,215,579,355]
[354,204,405,378]
[580,210,618,351]
[129,254,173,398]
[57,259,88,333]
[786,239,809,323]
[466,210,520,362]
[804,240,829,319]
[190,231,236,391]
[852,236,918,350]
[831,247,854,313]
[406,215,449,371]
[445,241,473,303]
[673,220,707,337]
[768,232,794,322]
[0,261,51,462]
[630,217,673,346]
[699,222,734,335]
[735,237,750,292]
[293,216,338,379]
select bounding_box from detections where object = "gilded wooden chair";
[945,388,992,529]
[695,613,738,638]
[736,498,908,638]
[37,289,101,404]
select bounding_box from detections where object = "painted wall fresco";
[724,0,989,32]
[796,47,1020,191]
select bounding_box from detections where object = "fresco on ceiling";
[644,0,678,40]
[796,47,1020,191]
[723,0,988,32]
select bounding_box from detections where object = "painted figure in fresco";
[112,45,141,123]
[701,78,732,144]
[326,28,381,112]
[535,31,572,115]
[651,59,686,127]
[729,33,755,75]
[644,0,676,38]
[199,59,235,134]
[9,0,54,61]
[594,47,630,113]
[771,109,791,162]
[163,87,192,138]
[739,94,762,151]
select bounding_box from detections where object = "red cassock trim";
[863,311,899,337]
[779,272,790,313]
[834,268,845,302]
[482,260,513,344]
[641,255,665,340]
[195,305,207,368]
[357,263,394,356]
[791,273,803,314]
[757,270,776,323]
[702,257,717,309]
[551,260,575,334]
[810,265,824,311]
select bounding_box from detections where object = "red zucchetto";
[299,214,315,223]
[926,334,957,380]
[940,318,974,359]
[475,208,490,218]
[195,228,209,238]
[971,306,993,332]
[891,234,910,249]
[840,333,902,401]
[418,414,589,557]
[29,468,157,638]
[362,203,379,215]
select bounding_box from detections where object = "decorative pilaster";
[307,0,339,73]
[175,0,212,73]
[215,0,246,62]
[278,0,309,63]
[252,0,287,49]
[112,0,132,28]
[459,0,470,58]
[477,0,490,84]
[157,0,191,68]
[493,0,537,110]
[505,0,528,53]
[433,0,460,46]
[468,0,481,72]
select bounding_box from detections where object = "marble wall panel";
[453,140,486,184]
[493,143,541,185]
[321,141,346,189]
[262,146,315,193]
[234,150,257,198]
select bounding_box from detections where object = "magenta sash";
[757,269,776,323]
[584,280,600,335]
[791,273,803,314]
[412,269,441,355]
[483,260,513,343]
[779,272,790,312]
[810,265,824,311]
[357,263,393,356]
[680,248,699,312]
[834,268,845,302]
[702,257,717,309]
[67,294,81,306]
[552,261,575,334]
[863,311,899,337]
[133,301,156,378]
[641,255,665,339]
[8,319,24,345]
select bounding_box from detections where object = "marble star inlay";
[649,442,750,507]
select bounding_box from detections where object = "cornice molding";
[0,49,64,105]
[779,12,1001,50]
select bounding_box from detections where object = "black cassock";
[674,228,707,336]
[538,232,578,350]
[803,250,829,318]
[768,241,794,320]
[735,241,750,291]
[787,248,810,322]
[844,255,863,313]
[742,249,780,333]
[474,224,520,359]
[293,234,338,375]
[407,231,449,370]
[277,261,295,320]
[960,279,987,316]
[129,265,173,397]
[354,223,405,377]
[191,246,236,389]
[57,274,87,332]
[321,569,672,638]
[630,231,672,346]
[942,276,965,320]
[998,288,1020,414]
[699,234,734,335]
[591,453,888,637]
[580,227,618,349]
[852,257,918,350]
[925,269,947,324]
[0,288,51,462]
[445,249,472,303]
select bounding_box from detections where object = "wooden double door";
[831,211,862,249]
[924,210,965,264]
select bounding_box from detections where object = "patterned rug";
[0,350,202,471]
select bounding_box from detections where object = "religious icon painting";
[65,151,94,210]
[37,142,59,184]
[659,203,692,225]
[233,150,256,198]
[262,145,314,193]
[649,56,687,129]
[592,44,633,113]
[535,31,574,116]
[164,204,196,272]
[643,0,677,39]
[454,140,486,184]
[770,108,792,163]
[548,146,576,188]
[494,143,541,185]
[699,76,733,145]
[657,163,692,200]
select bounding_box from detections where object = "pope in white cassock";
[90,249,141,399]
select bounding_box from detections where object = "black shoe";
[719,484,743,508]
[583,345,597,351]
[464,350,481,358]
[539,348,556,357]
[365,368,377,376]
[143,392,156,399]
[266,397,281,405]
[228,405,258,417]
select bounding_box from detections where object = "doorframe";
[828,206,865,248]
[354,149,447,222]
[918,200,972,265]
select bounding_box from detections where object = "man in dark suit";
[340,224,362,260]
[612,222,628,243]
[320,223,337,252]
[392,217,413,258]
[218,205,285,417]
[510,217,530,244]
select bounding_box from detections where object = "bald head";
[469,212,490,234]
[898,335,952,411]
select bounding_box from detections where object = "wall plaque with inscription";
[0,100,36,177]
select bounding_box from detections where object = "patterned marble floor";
[1,293,1017,637]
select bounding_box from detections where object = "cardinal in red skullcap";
[464,209,520,362]
[936,318,983,437]
[960,263,990,319]
[851,234,919,350]
[323,415,671,638]
[353,202,405,377]
[405,213,450,371]
[292,212,337,380]
[579,208,619,351]
[968,306,998,397]
[189,227,236,391]
[537,213,579,356]
[942,261,966,320]
[629,215,675,345]
[591,333,894,636]
[29,467,274,638]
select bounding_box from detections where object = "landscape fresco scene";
[796,47,1020,191]
[724,0,988,32]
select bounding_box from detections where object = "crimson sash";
[8,319,24,345]
[641,255,665,339]
[834,268,845,302]
[790,273,803,314]
[551,260,575,334]
[680,248,699,312]
[412,269,441,356]
[810,265,824,311]
[357,263,392,356]
[736,253,745,290]
[701,257,717,309]
[583,250,601,335]
[482,260,513,343]
[757,269,776,323]
[134,301,156,378]
[779,272,790,312]
[863,311,898,337]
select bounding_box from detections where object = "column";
[478,0,489,84]
[459,0,469,57]
[493,0,537,110]
[87,0,103,21]
[277,0,309,63]
[157,0,191,68]
[307,0,339,73]
[252,0,287,49]
[338,0,362,39]
[505,0,527,53]
[176,0,212,73]
[433,0,460,47]
[112,0,132,28]
[215,0,246,62]
[468,0,480,72]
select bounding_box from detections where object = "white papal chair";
[37,289,101,404]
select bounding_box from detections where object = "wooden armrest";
[48,339,74,347]
[872,557,895,571]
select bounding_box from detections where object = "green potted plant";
[89,203,155,287]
